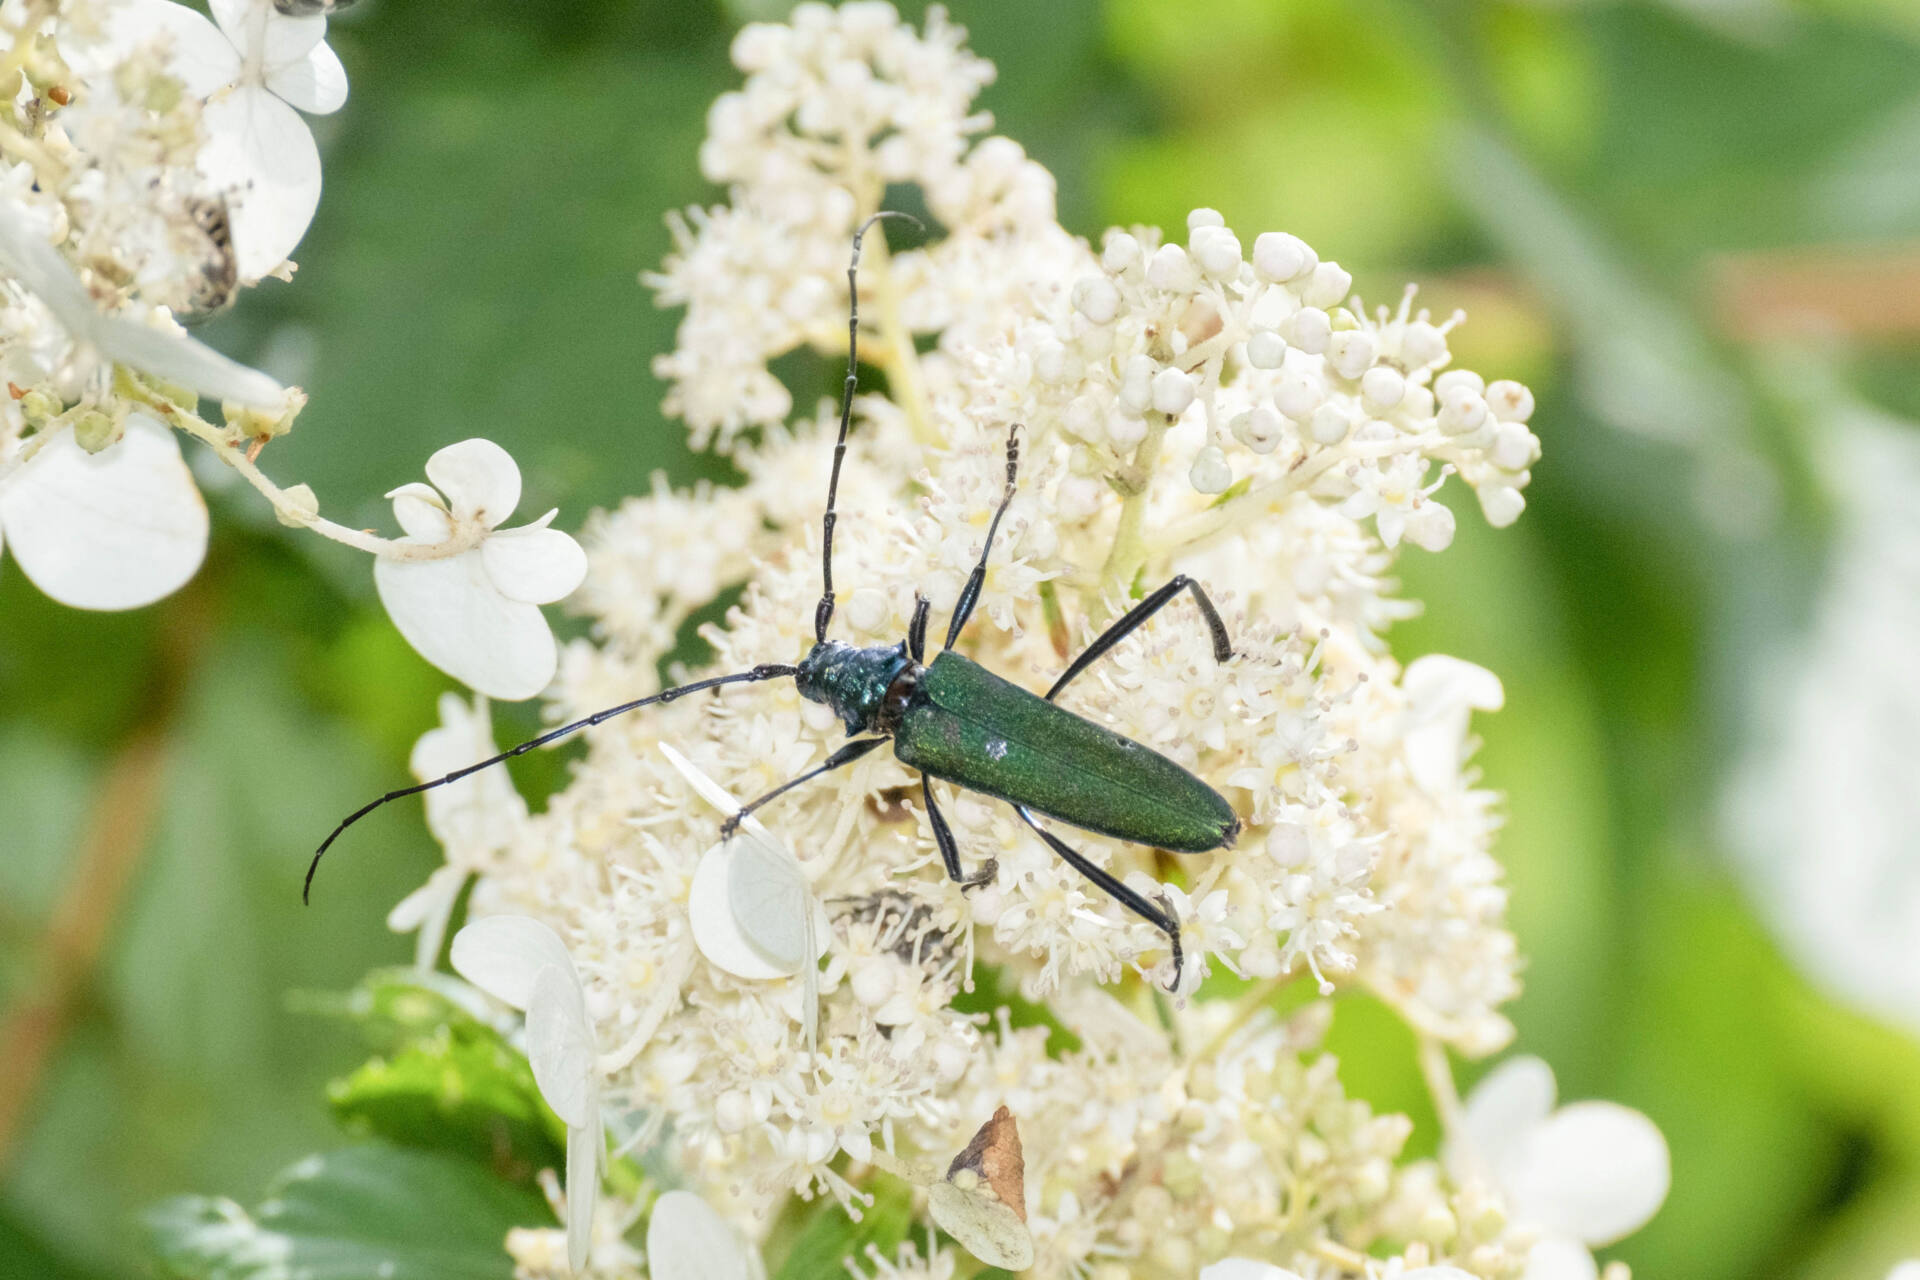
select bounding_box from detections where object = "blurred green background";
[4,0,1919,1276]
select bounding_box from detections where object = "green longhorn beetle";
[304,212,1240,984]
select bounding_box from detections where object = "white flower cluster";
[390,5,1664,1279]
[0,1,584,697]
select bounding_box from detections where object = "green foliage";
[320,971,566,1180]
[143,1145,545,1280]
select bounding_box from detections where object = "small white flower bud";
[1303,260,1353,308]
[1438,387,1488,435]
[715,1089,754,1134]
[850,956,896,1007]
[1479,483,1526,527]
[1056,475,1102,522]
[1118,353,1157,413]
[1309,403,1352,445]
[276,482,320,527]
[1245,328,1286,369]
[1189,446,1233,494]
[1187,207,1225,230]
[1146,243,1199,293]
[1033,338,1071,385]
[1403,500,1456,552]
[1252,231,1317,283]
[1360,365,1406,411]
[1283,306,1331,354]
[1108,411,1148,450]
[1490,421,1540,471]
[1486,378,1535,422]
[1102,231,1141,275]
[1072,276,1122,325]
[931,1039,970,1083]
[1231,405,1284,454]
[1402,320,1448,367]
[969,885,1006,926]
[1064,394,1102,441]
[1353,417,1396,444]
[1401,382,1435,419]
[1435,368,1485,398]
[1274,369,1325,420]
[846,586,889,634]
[1150,367,1196,416]
[1327,330,1377,381]
[1189,224,1242,279]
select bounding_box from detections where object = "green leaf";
[144,1145,547,1280]
[311,970,566,1178]
[771,1176,913,1280]
[327,1029,565,1181]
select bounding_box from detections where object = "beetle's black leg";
[943,425,1022,649]
[1013,805,1182,988]
[721,736,892,836]
[306,663,800,903]
[908,593,931,663]
[1045,574,1233,702]
[815,210,924,645]
[923,774,995,889]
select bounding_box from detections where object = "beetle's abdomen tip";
[1218,815,1242,849]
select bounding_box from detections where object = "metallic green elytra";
[306,211,1240,987]
[891,653,1237,854]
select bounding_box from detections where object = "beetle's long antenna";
[304,663,798,903]
[815,209,923,645]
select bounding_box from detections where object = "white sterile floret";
[658,743,827,1047]
[450,916,603,1274]
[88,0,350,277]
[387,693,529,967]
[1401,655,1504,795]
[373,438,588,701]
[1447,1055,1670,1278]
[645,1190,758,1280]
[0,414,207,609]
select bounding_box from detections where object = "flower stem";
[1095,415,1171,610]
[1417,1033,1466,1142]
[125,377,481,562]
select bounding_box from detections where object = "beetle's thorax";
[795,639,923,735]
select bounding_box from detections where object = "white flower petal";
[1521,1237,1599,1280]
[425,438,521,527]
[728,827,812,973]
[1889,1263,1920,1280]
[200,86,322,279]
[385,482,452,541]
[481,525,587,606]
[659,742,748,818]
[689,843,792,981]
[645,1190,753,1280]
[566,1112,601,1274]
[449,915,574,1010]
[79,0,240,97]
[1515,1100,1671,1246]
[0,417,207,610]
[1198,1264,1302,1280]
[1455,1054,1558,1182]
[1405,654,1506,715]
[211,0,324,69]
[0,203,283,408]
[1403,654,1504,793]
[928,1181,1034,1272]
[374,551,559,700]
[527,964,597,1129]
[266,36,348,114]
